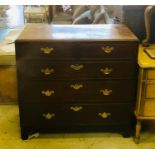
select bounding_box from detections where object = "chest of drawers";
[15,24,139,140]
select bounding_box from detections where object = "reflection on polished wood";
[17,24,138,41]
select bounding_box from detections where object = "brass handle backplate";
[100,89,112,96]
[100,68,113,75]
[42,113,55,120]
[70,64,84,71]
[40,47,54,54]
[70,84,83,90]
[70,106,83,112]
[101,46,114,53]
[98,112,111,119]
[41,90,54,96]
[41,68,54,75]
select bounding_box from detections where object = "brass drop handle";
[41,90,54,96]
[98,112,111,119]
[100,89,112,96]
[70,106,83,112]
[70,84,83,90]
[40,47,54,54]
[41,68,54,75]
[100,68,113,75]
[101,46,114,53]
[70,64,84,71]
[42,113,55,120]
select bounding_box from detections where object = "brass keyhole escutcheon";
[98,112,111,119]
[40,47,54,54]
[70,106,83,112]
[42,113,55,119]
[70,64,84,71]
[101,46,114,54]
[70,84,83,90]
[41,90,54,96]
[100,68,113,75]
[100,89,112,96]
[41,68,54,75]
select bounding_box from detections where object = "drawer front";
[147,69,155,80]
[19,80,136,103]
[16,42,138,60]
[145,83,155,98]
[79,43,137,60]
[141,100,155,116]
[19,60,137,79]
[19,103,132,127]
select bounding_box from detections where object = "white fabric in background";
[4,28,23,43]
[0,27,24,54]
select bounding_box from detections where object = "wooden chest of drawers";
[15,24,139,140]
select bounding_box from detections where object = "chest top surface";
[16,24,138,42]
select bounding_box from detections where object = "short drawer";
[145,83,155,98]
[19,103,132,127]
[146,69,155,80]
[79,43,138,60]
[19,80,136,103]
[16,42,138,60]
[140,100,155,116]
[19,60,137,79]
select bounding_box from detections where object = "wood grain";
[16,24,139,42]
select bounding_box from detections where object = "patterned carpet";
[0,105,155,149]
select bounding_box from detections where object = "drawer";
[146,69,155,80]
[16,42,138,60]
[19,80,136,103]
[145,83,155,98]
[79,43,138,60]
[141,100,155,116]
[19,103,132,127]
[19,60,137,79]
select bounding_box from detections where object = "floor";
[0,104,155,149]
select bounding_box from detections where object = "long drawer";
[145,83,155,98]
[18,60,137,79]
[19,80,136,102]
[16,42,138,60]
[146,70,155,80]
[19,103,132,127]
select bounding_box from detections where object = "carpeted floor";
[0,105,155,149]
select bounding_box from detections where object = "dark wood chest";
[15,24,139,140]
